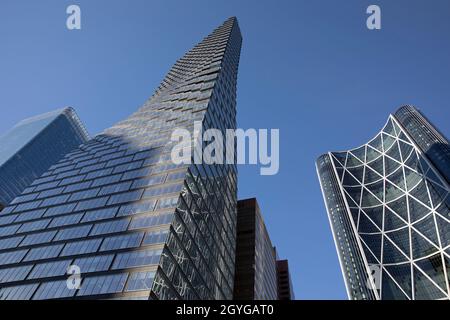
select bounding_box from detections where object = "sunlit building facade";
[0,17,241,300]
[317,105,450,300]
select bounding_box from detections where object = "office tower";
[0,17,241,300]
[276,259,295,300]
[316,105,450,300]
[0,108,89,211]
[394,106,450,184]
[233,198,278,300]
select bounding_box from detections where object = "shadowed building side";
[276,259,295,300]
[233,198,278,300]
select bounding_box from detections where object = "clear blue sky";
[1,0,449,299]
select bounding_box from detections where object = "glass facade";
[0,17,241,300]
[394,105,450,184]
[317,106,450,300]
[0,108,89,210]
[233,198,278,300]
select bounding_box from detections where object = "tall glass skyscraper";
[0,17,241,300]
[0,108,89,211]
[317,105,450,300]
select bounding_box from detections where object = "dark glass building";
[0,108,89,211]
[276,259,295,300]
[0,17,241,300]
[394,106,450,184]
[233,198,278,300]
[316,105,450,300]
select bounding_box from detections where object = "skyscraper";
[233,198,278,300]
[0,17,241,300]
[316,105,450,300]
[394,106,450,184]
[276,259,295,300]
[0,108,89,211]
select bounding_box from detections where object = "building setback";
[233,198,278,300]
[316,105,450,300]
[276,259,295,300]
[0,17,241,300]
[0,108,89,211]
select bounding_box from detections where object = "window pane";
[77,273,128,296]
[112,248,162,269]
[100,233,144,252]
[0,284,38,300]
[33,280,76,299]
[20,231,56,246]
[90,219,130,236]
[125,271,155,292]
[48,213,84,228]
[142,229,170,246]
[60,238,102,256]
[0,250,28,266]
[17,219,51,233]
[15,209,46,222]
[81,207,118,223]
[0,224,21,237]
[117,200,156,217]
[54,225,92,241]
[28,260,72,279]
[0,265,33,283]
[0,236,24,250]
[73,254,114,273]
[107,190,144,206]
[24,245,63,261]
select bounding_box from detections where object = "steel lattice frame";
[326,115,450,300]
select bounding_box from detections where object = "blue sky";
[1,0,449,299]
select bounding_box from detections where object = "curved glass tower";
[0,17,241,300]
[317,105,450,300]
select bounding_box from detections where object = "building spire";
[153,17,241,99]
